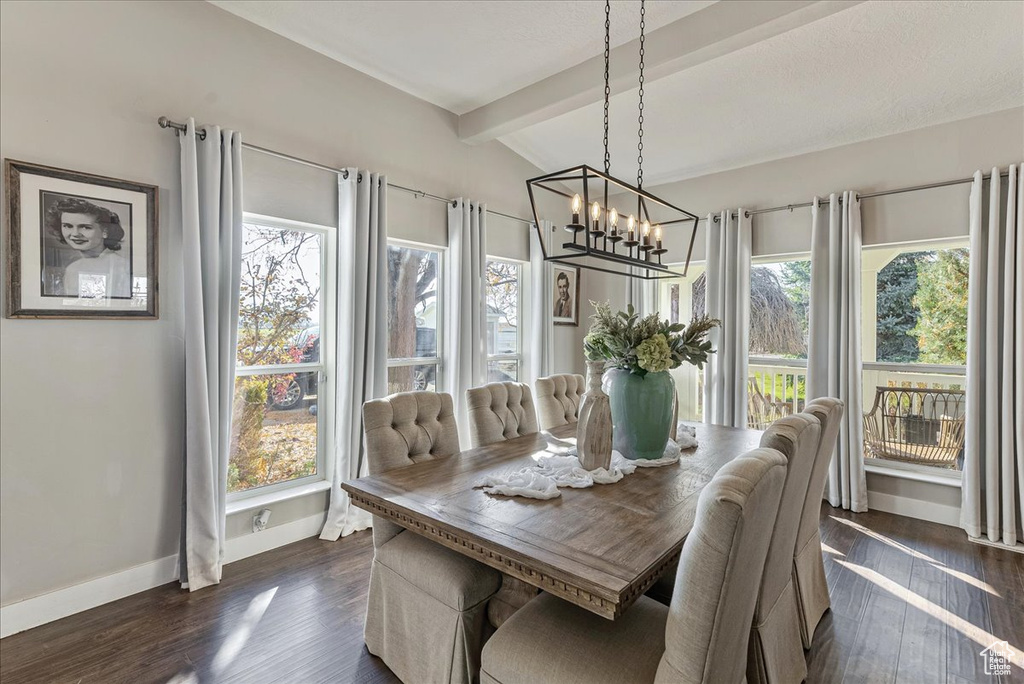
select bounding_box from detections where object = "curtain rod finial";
[158,116,170,129]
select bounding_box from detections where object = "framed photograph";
[4,159,158,319]
[552,264,580,326]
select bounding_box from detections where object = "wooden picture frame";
[4,159,158,319]
[552,264,580,326]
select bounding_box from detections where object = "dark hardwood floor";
[1,505,1021,684]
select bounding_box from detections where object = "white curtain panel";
[703,209,751,428]
[178,119,243,590]
[962,165,1024,546]
[447,199,488,443]
[625,267,656,316]
[320,169,388,541]
[528,221,555,385]
[807,192,867,512]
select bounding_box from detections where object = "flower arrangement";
[584,301,720,376]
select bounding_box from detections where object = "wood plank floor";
[2,504,1021,684]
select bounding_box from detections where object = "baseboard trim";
[224,511,326,565]
[0,512,327,639]
[867,490,961,527]
[967,535,1024,555]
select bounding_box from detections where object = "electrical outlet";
[252,508,271,533]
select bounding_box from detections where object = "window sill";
[226,479,333,516]
[865,461,962,488]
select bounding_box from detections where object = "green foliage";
[876,252,928,363]
[584,302,719,376]
[780,260,811,340]
[913,248,969,364]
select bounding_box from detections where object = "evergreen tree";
[875,252,928,363]
[780,260,811,343]
[913,248,969,364]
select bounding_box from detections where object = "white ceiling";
[210,0,714,115]
[211,0,1023,185]
[501,0,1024,185]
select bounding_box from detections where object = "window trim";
[485,256,525,382]
[227,213,335,504]
[387,239,445,392]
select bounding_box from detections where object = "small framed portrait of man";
[4,159,158,319]
[552,264,580,326]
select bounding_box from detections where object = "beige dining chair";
[747,414,821,684]
[479,446,788,684]
[793,397,845,648]
[466,381,539,448]
[534,373,585,430]
[362,391,502,684]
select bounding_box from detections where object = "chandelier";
[526,0,698,280]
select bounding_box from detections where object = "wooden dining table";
[342,421,762,621]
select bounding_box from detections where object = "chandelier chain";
[636,0,646,190]
[603,0,611,176]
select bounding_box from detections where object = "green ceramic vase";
[603,368,675,460]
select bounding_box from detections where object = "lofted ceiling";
[211,0,1023,186]
[210,0,714,115]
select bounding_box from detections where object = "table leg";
[487,574,540,629]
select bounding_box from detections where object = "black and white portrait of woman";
[5,159,157,319]
[41,193,132,299]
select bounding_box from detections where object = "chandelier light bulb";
[627,214,636,234]
[654,225,662,241]
[591,201,601,221]
[571,194,582,215]
[609,208,618,228]
[642,220,650,237]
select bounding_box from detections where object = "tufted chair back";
[466,382,540,448]
[657,448,787,684]
[362,391,461,547]
[534,373,586,430]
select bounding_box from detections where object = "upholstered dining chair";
[479,447,789,684]
[747,414,821,684]
[466,381,539,448]
[793,397,845,648]
[362,391,502,684]
[534,373,585,430]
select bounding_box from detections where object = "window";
[387,242,442,394]
[485,259,522,382]
[659,264,706,422]
[746,257,811,429]
[862,241,968,473]
[230,216,331,497]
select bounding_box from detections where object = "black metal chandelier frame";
[525,0,700,281]
[527,165,699,280]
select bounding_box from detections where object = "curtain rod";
[704,170,1010,223]
[157,117,533,226]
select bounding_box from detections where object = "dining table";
[342,421,762,622]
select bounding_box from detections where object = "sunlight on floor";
[821,542,844,557]
[830,515,1001,597]
[836,560,1020,662]
[211,587,279,675]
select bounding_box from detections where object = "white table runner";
[476,424,698,500]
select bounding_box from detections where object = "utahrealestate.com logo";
[979,641,1016,677]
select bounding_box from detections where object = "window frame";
[861,238,969,479]
[227,212,336,505]
[485,256,525,382]
[386,239,445,393]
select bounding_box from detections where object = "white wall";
[642,107,1022,261]
[0,0,564,608]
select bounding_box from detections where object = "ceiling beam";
[458,0,864,145]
